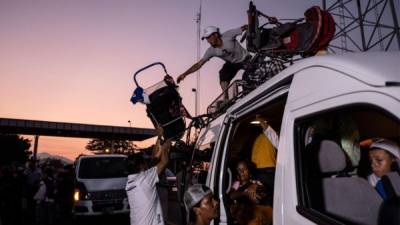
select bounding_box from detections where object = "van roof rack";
[206,80,244,117]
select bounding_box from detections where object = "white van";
[196,52,400,225]
[73,154,130,216]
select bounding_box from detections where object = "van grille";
[90,189,127,201]
[92,203,124,212]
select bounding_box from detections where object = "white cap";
[370,138,400,159]
[202,26,219,40]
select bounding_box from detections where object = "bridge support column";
[33,135,39,164]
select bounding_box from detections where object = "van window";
[78,157,128,179]
[220,94,287,224]
[295,105,400,224]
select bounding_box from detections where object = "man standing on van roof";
[177,25,250,91]
[125,128,171,225]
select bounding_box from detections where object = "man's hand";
[177,59,206,84]
[267,16,278,24]
[177,74,186,84]
[244,183,261,202]
[255,114,269,130]
[155,126,164,138]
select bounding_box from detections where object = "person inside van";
[229,160,272,225]
[184,184,219,225]
[250,115,278,203]
[366,138,400,200]
[125,127,172,225]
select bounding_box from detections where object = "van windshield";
[78,157,128,179]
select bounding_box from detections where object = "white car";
[196,52,400,225]
[73,154,130,217]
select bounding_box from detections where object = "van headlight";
[74,188,91,202]
[74,189,80,202]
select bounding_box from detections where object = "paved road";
[74,214,130,225]
[71,200,182,225]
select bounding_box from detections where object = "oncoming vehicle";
[73,155,129,217]
[193,52,400,225]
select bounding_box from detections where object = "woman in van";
[229,160,272,225]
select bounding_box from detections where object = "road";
[71,200,182,225]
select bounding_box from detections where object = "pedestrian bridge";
[0,117,155,140]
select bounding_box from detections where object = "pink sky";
[2,0,395,160]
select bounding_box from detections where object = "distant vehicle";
[73,154,130,217]
[195,52,400,225]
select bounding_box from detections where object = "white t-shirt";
[263,126,279,149]
[126,167,164,225]
[202,27,249,64]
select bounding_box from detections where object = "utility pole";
[33,135,39,164]
[195,0,202,116]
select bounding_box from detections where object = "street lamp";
[127,120,132,153]
[192,88,198,116]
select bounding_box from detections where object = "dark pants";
[219,61,244,83]
[254,167,275,205]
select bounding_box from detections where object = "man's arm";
[156,140,171,175]
[256,115,279,149]
[177,59,207,83]
[152,126,164,159]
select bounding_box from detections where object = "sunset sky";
[1,0,398,160]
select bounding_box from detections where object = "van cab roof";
[78,154,127,159]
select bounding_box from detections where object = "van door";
[209,85,290,225]
[276,67,400,225]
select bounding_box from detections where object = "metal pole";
[128,120,132,153]
[389,0,400,49]
[356,0,367,51]
[195,0,202,116]
[33,135,39,163]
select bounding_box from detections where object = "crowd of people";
[0,160,74,225]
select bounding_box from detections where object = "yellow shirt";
[251,133,277,168]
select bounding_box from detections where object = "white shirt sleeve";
[222,27,243,40]
[202,47,214,62]
[126,167,160,192]
[263,126,279,149]
[145,166,159,187]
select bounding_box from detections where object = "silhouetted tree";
[0,134,31,165]
[85,139,136,154]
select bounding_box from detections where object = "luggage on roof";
[131,62,188,140]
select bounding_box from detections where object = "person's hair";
[236,160,256,174]
[391,160,400,173]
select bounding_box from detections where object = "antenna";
[195,0,202,116]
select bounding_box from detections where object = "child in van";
[366,138,400,200]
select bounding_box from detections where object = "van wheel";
[73,215,84,225]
